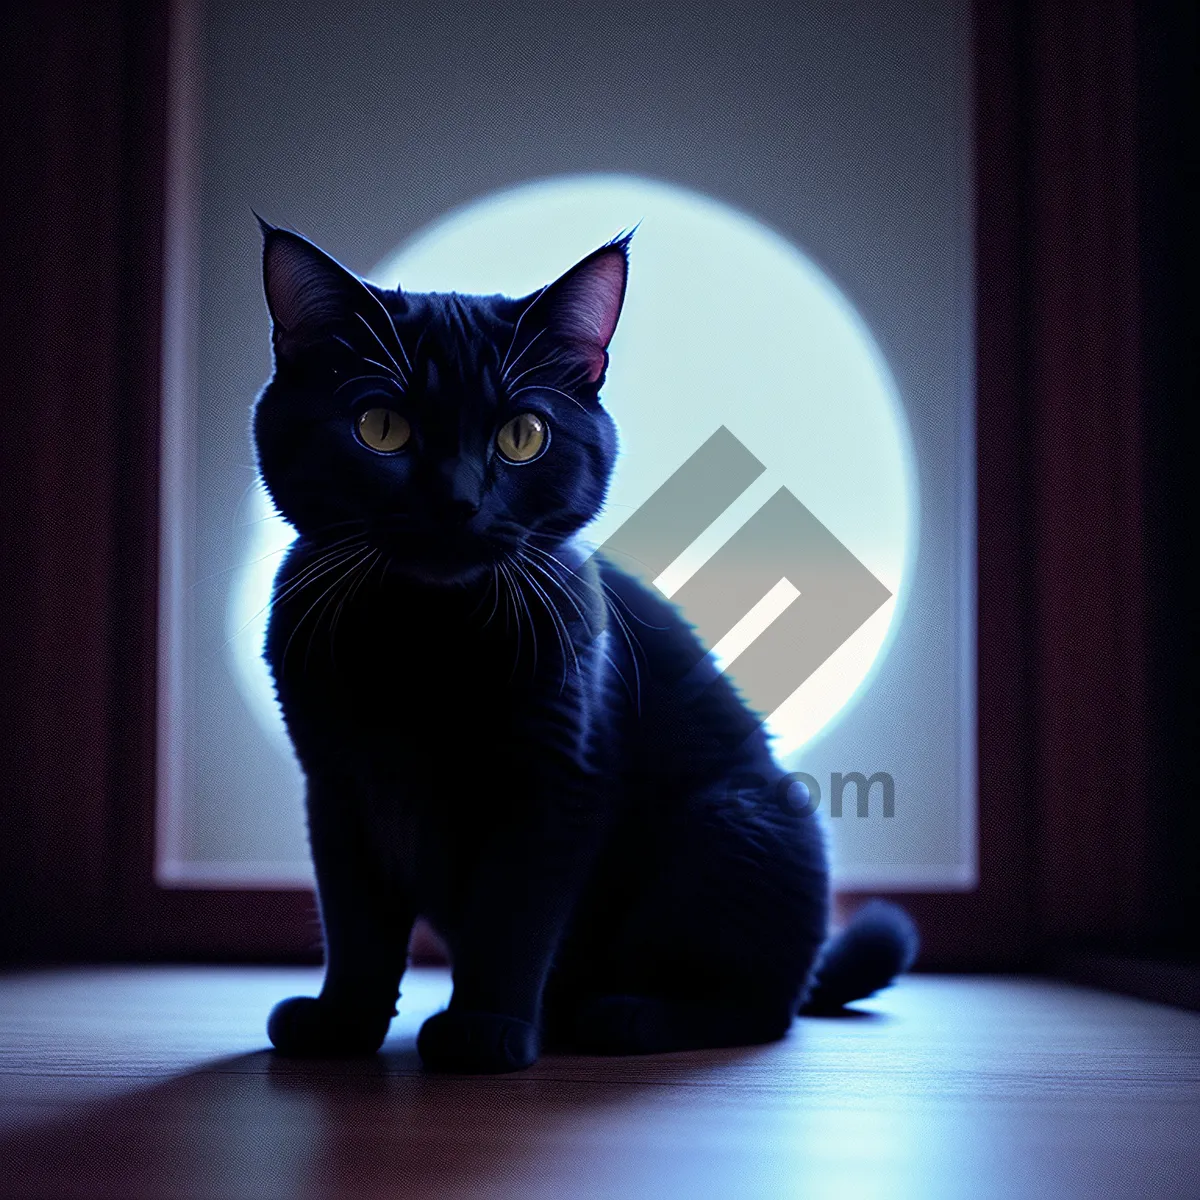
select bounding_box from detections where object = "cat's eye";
[357,407,410,453]
[496,412,548,464]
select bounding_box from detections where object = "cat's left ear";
[527,232,632,384]
[258,217,378,360]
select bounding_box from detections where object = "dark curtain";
[0,3,168,960]
[1019,0,1197,955]
[1135,0,1199,956]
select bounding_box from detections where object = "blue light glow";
[228,175,915,761]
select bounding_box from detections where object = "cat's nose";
[441,495,481,523]
[433,463,483,523]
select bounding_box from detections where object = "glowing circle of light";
[228,174,917,766]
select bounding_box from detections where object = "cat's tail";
[799,899,919,1014]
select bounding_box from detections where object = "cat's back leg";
[551,778,830,1053]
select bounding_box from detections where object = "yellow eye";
[496,412,548,463]
[357,407,410,453]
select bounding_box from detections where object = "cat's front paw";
[267,995,391,1057]
[417,1008,538,1073]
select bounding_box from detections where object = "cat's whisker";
[331,548,381,645]
[599,638,639,708]
[465,571,490,620]
[494,560,510,631]
[522,540,582,578]
[498,291,549,382]
[359,355,406,390]
[311,517,370,536]
[331,333,364,360]
[514,563,539,678]
[510,562,540,678]
[236,512,292,529]
[286,548,371,677]
[376,555,393,598]
[520,541,587,585]
[303,523,370,548]
[522,548,629,669]
[518,551,592,678]
[599,578,670,631]
[358,291,414,379]
[296,518,371,550]
[601,581,648,665]
[546,592,578,696]
[503,351,561,388]
[192,541,297,590]
[267,542,366,629]
[483,563,501,629]
[516,555,577,694]
[270,542,367,609]
[521,552,589,628]
[311,547,374,673]
[220,545,364,653]
[281,535,371,577]
[468,562,501,627]
[529,545,672,635]
[498,561,522,680]
[228,475,271,540]
[502,348,571,391]
[523,539,640,704]
[523,541,667,631]
[507,384,587,413]
[411,323,431,366]
[304,554,364,674]
[354,311,409,387]
[604,593,645,715]
[507,562,538,678]
[500,325,546,384]
[246,546,364,637]
[331,327,404,390]
[333,373,403,397]
[288,547,366,634]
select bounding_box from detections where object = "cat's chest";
[292,608,526,757]
[273,580,588,776]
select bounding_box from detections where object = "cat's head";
[253,220,630,586]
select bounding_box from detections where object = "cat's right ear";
[258,218,366,360]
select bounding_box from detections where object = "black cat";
[255,219,917,1072]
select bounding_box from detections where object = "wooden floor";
[1,968,1197,1199]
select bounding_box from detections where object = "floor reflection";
[1,1038,776,1199]
[3,972,1197,1199]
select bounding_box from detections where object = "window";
[158,0,975,893]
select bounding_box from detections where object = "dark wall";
[0,0,1194,966]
